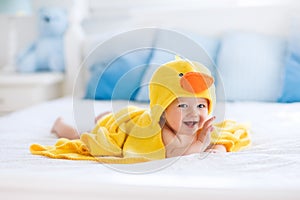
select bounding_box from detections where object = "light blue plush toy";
[16,7,68,72]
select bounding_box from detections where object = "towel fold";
[211,120,251,152]
[30,119,250,164]
[30,138,151,164]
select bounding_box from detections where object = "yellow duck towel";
[30,58,251,164]
[30,139,151,164]
[30,118,251,163]
[211,120,251,152]
[30,106,165,164]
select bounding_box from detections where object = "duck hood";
[149,58,216,122]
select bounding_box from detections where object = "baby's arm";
[163,116,216,157]
[181,140,210,155]
[164,135,212,157]
[205,144,227,153]
[197,117,227,153]
[183,116,216,154]
[163,127,199,157]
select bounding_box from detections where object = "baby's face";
[164,97,209,135]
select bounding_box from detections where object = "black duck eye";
[179,73,184,77]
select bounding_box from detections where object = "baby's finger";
[202,116,216,129]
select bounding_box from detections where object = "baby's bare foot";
[51,117,63,134]
[50,117,80,139]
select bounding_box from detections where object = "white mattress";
[1,97,300,200]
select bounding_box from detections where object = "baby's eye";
[178,104,188,108]
[197,104,206,108]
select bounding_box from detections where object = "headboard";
[64,0,300,97]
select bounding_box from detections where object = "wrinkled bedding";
[1,97,299,199]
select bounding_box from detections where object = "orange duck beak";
[180,72,214,94]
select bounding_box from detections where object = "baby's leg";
[51,117,80,139]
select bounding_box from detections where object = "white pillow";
[216,32,286,102]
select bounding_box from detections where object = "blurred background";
[0,0,299,71]
[0,0,299,115]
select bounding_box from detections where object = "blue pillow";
[134,49,176,102]
[278,57,300,102]
[278,19,300,103]
[216,32,286,102]
[85,49,152,100]
[134,33,220,102]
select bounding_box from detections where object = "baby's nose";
[186,106,200,116]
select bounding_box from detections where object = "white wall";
[1,0,300,70]
[79,0,300,40]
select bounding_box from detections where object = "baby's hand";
[205,149,221,153]
[197,116,215,147]
[205,144,227,153]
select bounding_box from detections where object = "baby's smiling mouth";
[183,121,198,128]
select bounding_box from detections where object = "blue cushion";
[217,32,286,102]
[134,33,220,102]
[134,49,176,102]
[278,57,300,102]
[278,19,300,103]
[85,49,152,100]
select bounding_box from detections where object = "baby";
[51,58,227,159]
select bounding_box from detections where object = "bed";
[1,0,300,199]
[1,98,300,199]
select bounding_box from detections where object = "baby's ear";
[159,112,166,122]
[159,112,166,127]
[161,112,166,119]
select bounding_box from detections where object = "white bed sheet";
[0,97,300,200]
